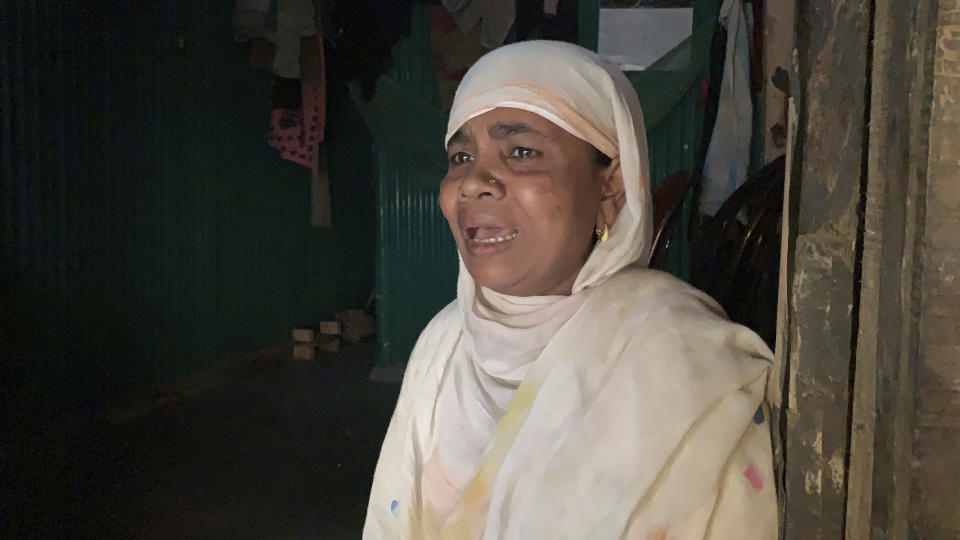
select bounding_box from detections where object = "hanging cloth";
[441,0,517,49]
[699,0,753,216]
[234,0,330,226]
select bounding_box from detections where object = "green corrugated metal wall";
[645,84,702,279]
[375,150,459,366]
[374,1,709,366]
[374,3,460,366]
[0,0,375,432]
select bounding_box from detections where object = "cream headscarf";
[365,41,777,540]
[446,40,653,293]
[433,40,655,522]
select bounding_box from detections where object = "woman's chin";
[460,238,525,288]
[465,262,524,295]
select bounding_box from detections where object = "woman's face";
[440,107,620,297]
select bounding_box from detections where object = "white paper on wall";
[597,8,693,71]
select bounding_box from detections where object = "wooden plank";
[772,95,797,540]
[844,0,937,536]
[911,0,960,536]
[781,0,871,537]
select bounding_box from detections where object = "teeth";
[472,229,520,244]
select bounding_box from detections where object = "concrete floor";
[3,342,400,538]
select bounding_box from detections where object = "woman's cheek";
[438,179,457,217]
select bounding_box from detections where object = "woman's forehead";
[449,108,568,146]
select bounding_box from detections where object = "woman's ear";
[596,157,625,230]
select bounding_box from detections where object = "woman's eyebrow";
[488,122,547,140]
[448,128,474,148]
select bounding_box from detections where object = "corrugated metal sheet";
[0,0,375,428]
[647,84,703,280]
[374,2,458,366]
[375,151,459,365]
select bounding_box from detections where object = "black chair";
[691,156,786,346]
[650,171,696,271]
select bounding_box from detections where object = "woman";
[364,40,777,539]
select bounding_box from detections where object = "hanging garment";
[236,0,329,226]
[233,0,271,43]
[430,5,490,111]
[700,0,753,216]
[364,40,777,539]
[233,0,317,78]
[232,0,325,145]
[267,32,326,171]
[441,0,517,49]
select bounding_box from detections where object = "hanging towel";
[700,0,753,216]
[441,0,517,49]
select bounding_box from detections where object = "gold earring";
[596,223,609,242]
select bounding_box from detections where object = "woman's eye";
[449,151,473,165]
[510,147,539,160]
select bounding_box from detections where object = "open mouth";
[465,226,522,244]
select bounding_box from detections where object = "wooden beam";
[844,0,937,537]
[781,0,871,537]
[910,0,960,536]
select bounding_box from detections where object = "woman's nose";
[459,165,506,200]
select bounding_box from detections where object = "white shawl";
[364,41,777,539]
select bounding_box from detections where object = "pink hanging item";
[268,29,326,171]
